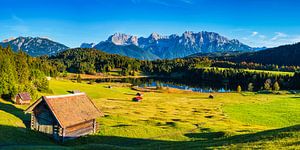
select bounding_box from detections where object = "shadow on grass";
[107,98,130,102]
[184,131,226,140]
[64,125,300,149]
[0,125,56,147]
[111,124,134,127]
[0,124,299,149]
[0,101,31,128]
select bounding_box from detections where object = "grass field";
[206,67,295,76]
[0,79,299,149]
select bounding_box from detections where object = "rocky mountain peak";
[96,31,255,59]
[149,32,162,40]
[108,33,138,46]
[0,36,69,56]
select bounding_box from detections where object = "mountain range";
[0,37,69,56]
[1,31,262,59]
[87,31,257,59]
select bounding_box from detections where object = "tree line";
[211,61,300,72]
[0,46,54,99]
[49,48,141,76]
[1,47,300,99]
[47,48,300,91]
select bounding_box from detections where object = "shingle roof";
[26,93,103,128]
[18,92,32,101]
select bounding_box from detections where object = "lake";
[92,77,232,93]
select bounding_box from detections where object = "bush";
[237,85,242,93]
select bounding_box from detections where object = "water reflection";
[92,77,232,93]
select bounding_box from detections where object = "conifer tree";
[248,83,254,92]
[273,81,280,91]
[77,74,82,83]
[237,85,242,93]
[264,79,272,90]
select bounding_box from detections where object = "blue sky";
[1,0,300,48]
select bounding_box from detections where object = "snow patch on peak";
[2,37,16,43]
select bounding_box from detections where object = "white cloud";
[251,31,258,37]
[258,35,266,39]
[291,36,300,43]
[242,37,248,40]
[271,32,288,41]
[241,31,300,47]
[180,0,193,4]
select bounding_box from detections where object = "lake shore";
[66,73,155,79]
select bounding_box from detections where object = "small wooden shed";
[15,92,32,105]
[25,93,103,142]
[72,90,81,94]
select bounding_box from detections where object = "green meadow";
[206,67,295,76]
[0,79,299,149]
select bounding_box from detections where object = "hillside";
[49,48,141,74]
[0,37,69,56]
[93,41,160,60]
[187,51,245,58]
[190,43,300,66]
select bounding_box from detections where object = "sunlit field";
[0,79,299,149]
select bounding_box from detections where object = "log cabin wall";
[15,95,21,104]
[64,119,95,139]
[25,93,103,142]
[32,101,57,135]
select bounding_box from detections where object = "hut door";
[36,111,54,135]
[38,119,53,134]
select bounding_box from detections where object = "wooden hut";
[15,92,32,105]
[71,90,81,94]
[25,93,103,142]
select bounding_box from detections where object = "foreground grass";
[0,79,299,149]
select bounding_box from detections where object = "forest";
[0,46,56,98]
[1,47,300,98]
[209,43,300,66]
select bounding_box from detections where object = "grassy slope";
[0,79,299,149]
[205,67,295,76]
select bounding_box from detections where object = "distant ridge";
[190,43,300,66]
[82,31,256,60]
[0,36,69,56]
[0,31,262,59]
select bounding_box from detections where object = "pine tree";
[264,79,271,90]
[273,81,280,91]
[15,51,30,92]
[237,85,242,93]
[248,83,254,92]
[0,47,17,97]
[77,74,82,83]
